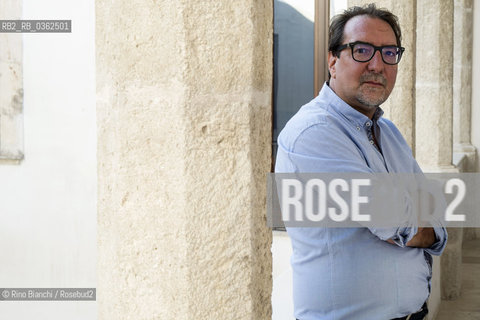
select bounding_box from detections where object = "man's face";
[328,15,398,118]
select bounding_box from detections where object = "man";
[275,4,447,320]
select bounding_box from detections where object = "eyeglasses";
[336,41,405,65]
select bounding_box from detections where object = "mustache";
[360,74,387,86]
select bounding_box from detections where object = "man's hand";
[387,228,437,248]
[406,227,436,248]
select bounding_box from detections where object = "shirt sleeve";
[276,122,372,173]
[412,162,449,255]
[424,226,448,255]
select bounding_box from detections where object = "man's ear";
[328,51,337,79]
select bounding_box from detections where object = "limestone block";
[97,0,273,319]
[441,228,463,300]
[415,0,455,169]
[453,0,473,146]
[427,255,442,320]
[463,227,480,241]
[472,0,480,173]
[452,0,477,172]
[454,143,477,172]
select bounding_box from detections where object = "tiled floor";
[436,239,480,320]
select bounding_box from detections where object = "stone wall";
[96,0,273,319]
[472,0,480,174]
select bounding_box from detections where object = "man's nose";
[367,50,385,72]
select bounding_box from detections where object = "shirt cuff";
[369,226,417,247]
[424,226,448,256]
[390,227,417,247]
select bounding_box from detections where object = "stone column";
[453,0,476,171]
[416,0,463,303]
[473,0,480,175]
[440,227,463,300]
[96,1,273,319]
[415,0,456,173]
[452,0,479,287]
[348,0,416,149]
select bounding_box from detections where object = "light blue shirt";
[275,83,447,320]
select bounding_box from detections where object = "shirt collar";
[318,82,384,127]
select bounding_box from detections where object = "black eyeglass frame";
[335,41,405,65]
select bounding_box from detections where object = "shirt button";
[356,126,360,131]
[370,140,374,144]
[366,122,371,127]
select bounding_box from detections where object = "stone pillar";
[473,0,480,174]
[416,0,463,304]
[452,0,478,293]
[440,228,463,301]
[96,1,273,319]
[415,2,456,311]
[415,0,456,172]
[453,0,476,171]
[348,0,416,149]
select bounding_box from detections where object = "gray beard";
[357,73,388,107]
[356,89,387,107]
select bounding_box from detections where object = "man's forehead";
[343,15,397,45]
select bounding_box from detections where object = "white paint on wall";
[0,0,96,318]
